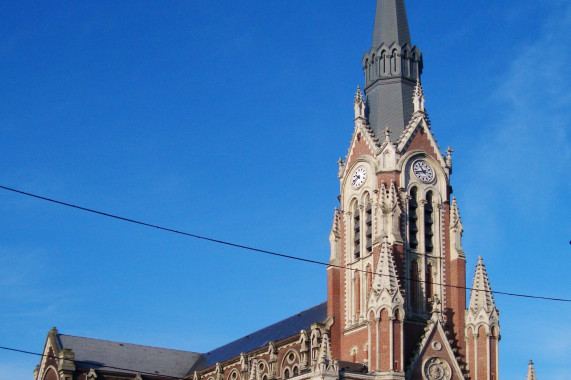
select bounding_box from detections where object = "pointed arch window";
[365,202,373,254]
[355,271,361,316]
[408,188,419,249]
[354,209,361,259]
[424,192,434,253]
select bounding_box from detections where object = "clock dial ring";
[351,166,367,188]
[412,159,434,182]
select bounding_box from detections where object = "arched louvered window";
[354,208,361,259]
[408,188,419,249]
[355,271,361,315]
[424,192,434,253]
[365,202,373,254]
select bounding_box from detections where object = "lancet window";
[354,208,361,259]
[424,191,434,253]
[408,187,419,249]
[365,201,373,254]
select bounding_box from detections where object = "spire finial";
[526,360,537,380]
[445,146,453,167]
[354,85,365,120]
[384,126,392,142]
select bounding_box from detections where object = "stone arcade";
[35,1,504,380]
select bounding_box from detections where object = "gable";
[343,120,381,172]
[407,319,465,380]
[397,116,446,168]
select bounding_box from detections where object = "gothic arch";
[256,359,270,377]
[43,366,59,380]
[476,323,490,335]
[226,369,239,380]
[393,306,405,321]
[280,349,300,379]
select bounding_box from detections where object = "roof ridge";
[58,334,200,354]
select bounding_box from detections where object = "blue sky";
[0,1,569,379]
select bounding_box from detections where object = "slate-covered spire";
[526,360,537,380]
[362,0,423,142]
[468,256,496,312]
[372,0,411,49]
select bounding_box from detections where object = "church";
[35,1,503,380]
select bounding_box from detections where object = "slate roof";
[363,0,421,143]
[195,302,327,370]
[58,334,201,378]
[55,302,327,377]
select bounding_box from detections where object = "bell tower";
[326,1,494,379]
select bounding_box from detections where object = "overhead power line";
[0,184,569,303]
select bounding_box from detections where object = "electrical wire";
[0,184,569,303]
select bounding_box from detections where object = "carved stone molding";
[423,357,451,380]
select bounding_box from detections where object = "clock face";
[413,160,434,182]
[351,166,367,188]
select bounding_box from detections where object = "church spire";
[362,0,423,142]
[372,0,411,49]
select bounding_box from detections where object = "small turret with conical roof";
[465,256,500,380]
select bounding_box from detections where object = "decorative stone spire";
[354,85,365,120]
[313,332,338,374]
[468,256,496,312]
[465,256,500,380]
[317,333,332,367]
[362,0,423,142]
[331,207,341,237]
[526,360,537,380]
[249,359,259,380]
[412,80,425,113]
[445,146,453,169]
[449,197,464,260]
[450,197,462,231]
[369,238,404,313]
